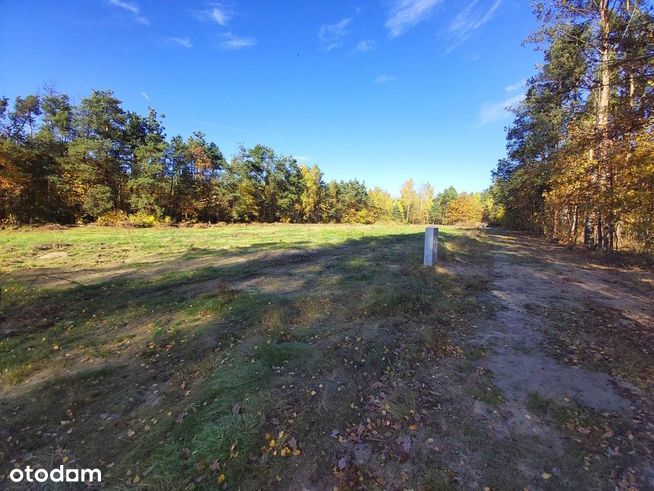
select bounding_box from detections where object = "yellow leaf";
[218,474,225,484]
[408,424,417,431]
[269,439,276,448]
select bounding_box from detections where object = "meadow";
[0,224,494,489]
[2,224,652,489]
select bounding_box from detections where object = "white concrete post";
[423,226,438,266]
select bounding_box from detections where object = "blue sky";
[0,0,540,194]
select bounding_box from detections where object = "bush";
[127,211,158,228]
[96,210,128,226]
[342,208,376,224]
[0,214,20,229]
[96,210,171,227]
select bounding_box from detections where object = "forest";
[2,2,652,255]
[491,0,654,252]
[0,91,488,227]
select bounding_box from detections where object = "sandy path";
[482,248,634,414]
[470,231,654,488]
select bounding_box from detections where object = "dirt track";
[464,231,654,488]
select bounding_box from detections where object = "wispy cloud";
[355,40,374,53]
[504,78,527,93]
[220,32,256,49]
[192,5,250,50]
[374,74,397,83]
[210,6,230,26]
[167,37,193,48]
[140,91,150,101]
[478,79,524,126]
[108,0,149,25]
[319,18,351,51]
[194,4,232,26]
[478,94,522,126]
[447,0,501,52]
[385,0,443,38]
[109,0,138,14]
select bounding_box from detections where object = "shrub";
[127,211,158,228]
[96,210,128,226]
[0,214,20,229]
[96,210,171,227]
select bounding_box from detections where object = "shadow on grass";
[0,228,495,488]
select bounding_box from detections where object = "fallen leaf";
[232,403,241,415]
[401,435,412,454]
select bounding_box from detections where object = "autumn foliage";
[492,1,654,252]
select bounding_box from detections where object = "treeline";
[491,1,654,252]
[0,89,488,226]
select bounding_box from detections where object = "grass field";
[0,224,494,489]
[2,224,652,489]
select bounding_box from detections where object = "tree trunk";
[571,205,578,245]
[584,214,593,248]
[597,0,613,252]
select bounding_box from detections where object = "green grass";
[0,223,494,488]
[472,381,505,406]
[0,223,427,273]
